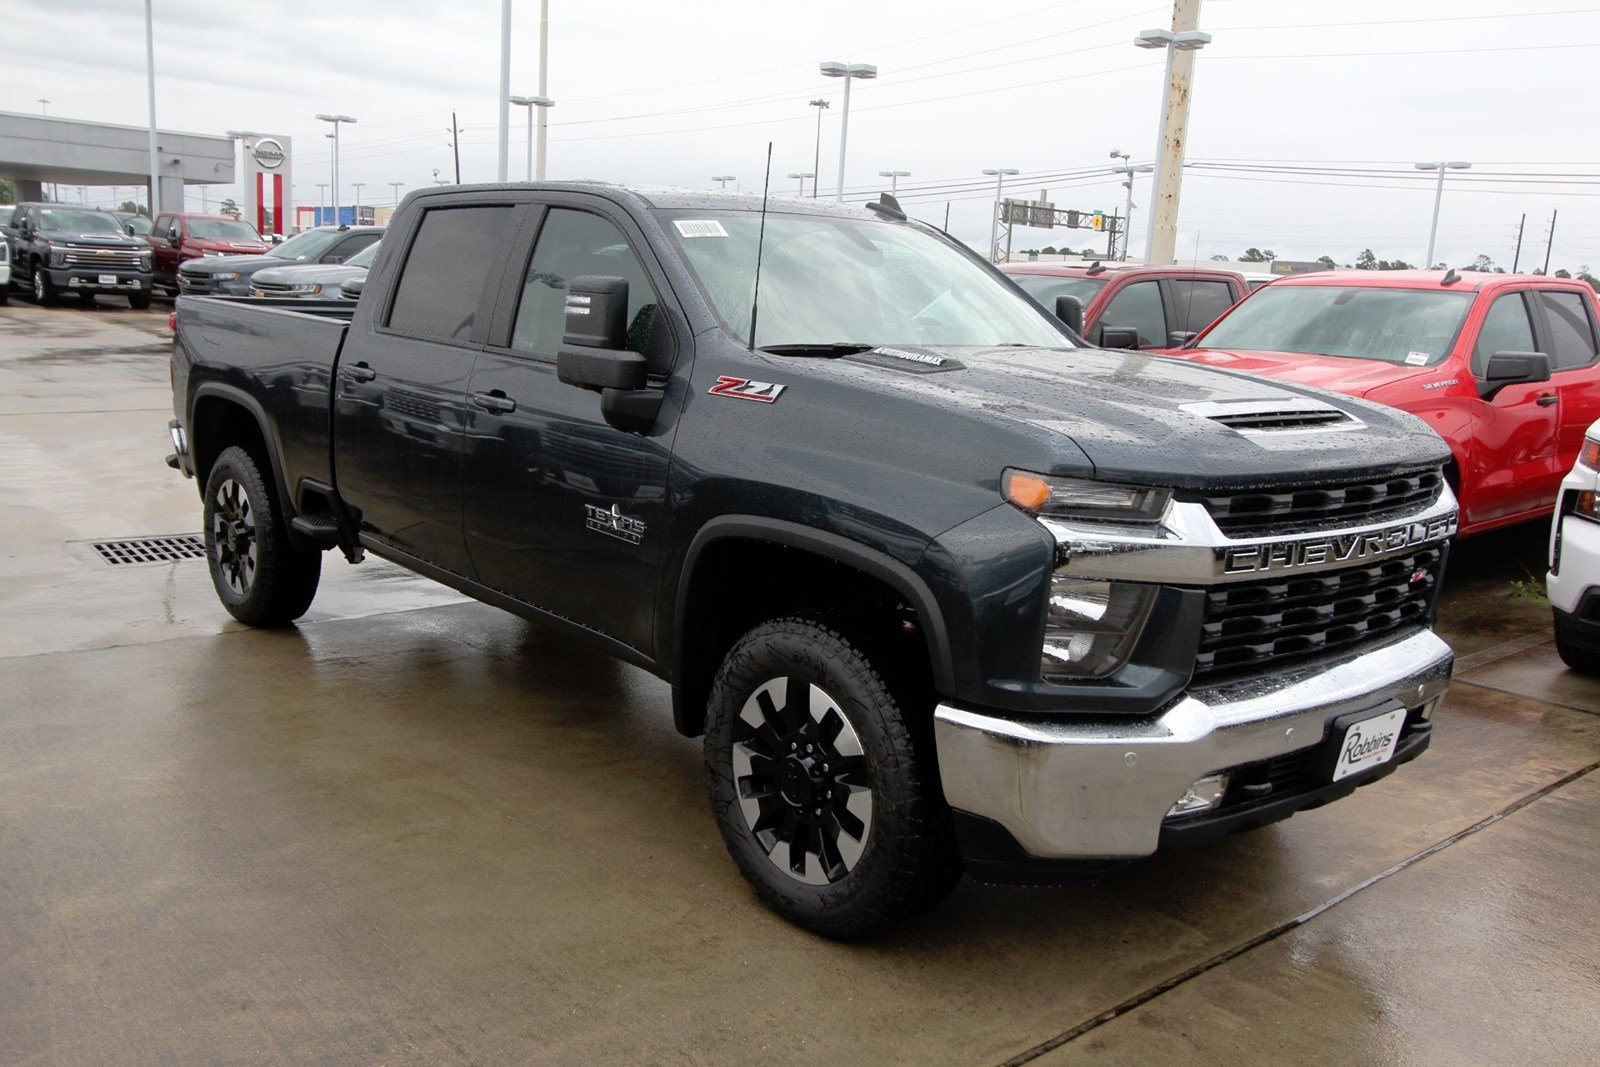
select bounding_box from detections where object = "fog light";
[1166,773,1230,818]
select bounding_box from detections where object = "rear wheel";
[704,616,960,939]
[202,445,321,626]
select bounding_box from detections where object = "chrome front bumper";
[934,628,1453,860]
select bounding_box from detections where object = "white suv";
[0,231,11,303]
[1547,418,1600,673]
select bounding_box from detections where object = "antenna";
[748,141,773,352]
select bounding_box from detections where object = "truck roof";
[1000,262,1246,283]
[406,181,897,220]
[1268,268,1588,293]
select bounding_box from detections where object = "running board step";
[290,513,341,547]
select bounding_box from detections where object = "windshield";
[36,208,123,235]
[269,229,344,261]
[187,219,262,242]
[1198,285,1474,366]
[346,241,380,268]
[659,210,1070,350]
[1008,274,1107,310]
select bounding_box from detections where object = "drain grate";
[89,534,207,566]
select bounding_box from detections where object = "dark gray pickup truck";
[167,182,1458,937]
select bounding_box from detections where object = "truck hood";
[179,253,285,276]
[193,239,270,254]
[1164,347,1431,397]
[40,231,144,248]
[249,262,367,285]
[811,344,1450,489]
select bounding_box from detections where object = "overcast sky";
[7,0,1599,270]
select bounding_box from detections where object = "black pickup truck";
[168,183,1458,937]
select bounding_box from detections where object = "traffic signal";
[1066,209,1080,228]
[1092,211,1105,232]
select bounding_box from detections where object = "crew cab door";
[151,214,181,284]
[1531,287,1600,477]
[334,201,519,576]
[462,198,681,656]
[1164,277,1242,341]
[1093,278,1166,348]
[1466,290,1560,521]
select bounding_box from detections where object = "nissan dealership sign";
[251,138,285,170]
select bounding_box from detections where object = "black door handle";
[470,390,517,414]
[1537,394,1558,407]
[346,362,376,383]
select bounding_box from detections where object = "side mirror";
[1099,325,1141,350]
[1168,330,1198,348]
[554,275,662,432]
[167,228,180,245]
[1053,294,1084,335]
[1479,351,1552,399]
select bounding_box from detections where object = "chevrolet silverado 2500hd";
[168,183,1458,937]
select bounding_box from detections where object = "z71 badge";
[585,503,647,545]
[709,376,786,403]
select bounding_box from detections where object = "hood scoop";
[1181,399,1359,434]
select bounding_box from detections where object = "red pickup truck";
[1001,262,1249,349]
[1166,270,1600,536]
[146,212,269,293]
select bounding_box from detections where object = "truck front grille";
[178,273,218,294]
[64,245,142,268]
[1191,468,1444,537]
[1193,546,1443,680]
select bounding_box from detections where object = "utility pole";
[1543,210,1558,275]
[496,0,511,182]
[536,0,551,180]
[449,112,463,184]
[1136,1,1210,265]
[1512,212,1526,272]
[143,0,160,217]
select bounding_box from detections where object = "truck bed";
[174,295,354,498]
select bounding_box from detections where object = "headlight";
[47,246,66,268]
[1579,438,1600,471]
[216,272,243,282]
[138,251,152,269]
[1003,469,1171,524]
[1041,576,1155,680]
[202,249,225,257]
[1576,490,1600,522]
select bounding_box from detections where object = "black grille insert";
[90,534,206,566]
[1191,468,1444,536]
[1194,546,1443,679]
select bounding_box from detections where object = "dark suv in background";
[3,203,155,308]
[176,225,382,296]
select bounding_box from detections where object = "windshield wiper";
[758,343,876,358]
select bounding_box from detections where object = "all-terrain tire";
[1554,613,1600,675]
[128,292,152,310]
[704,616,961,939]
[32,263,55,305]
[202,445,321,626]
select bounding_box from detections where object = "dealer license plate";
[1331,707,1406,782]
[98,274,117,285]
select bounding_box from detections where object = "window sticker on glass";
[1405,351,1430,366]
[674,219,729,239]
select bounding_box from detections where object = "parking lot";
[2,299,1597,1064]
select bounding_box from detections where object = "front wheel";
[1554,613,1600,675]
[128,292,152,310]
[704,616,960,938]
[202,445,321,626]
[32,265,55,305]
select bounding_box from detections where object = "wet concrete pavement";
[2,301,1597,1064]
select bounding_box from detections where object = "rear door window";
[1538,290,1598,371]
[1473,293,1537,378]
[387,207,513,342]
[334,231,383,261]
[1168,279,1237,334]
[1099,280,1166,347]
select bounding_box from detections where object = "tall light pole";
[510,95,555,181]
[316,183,328,226]
[315,114,356,226]
[983,167,1019,263]
[820,62,877,202]
[711,175,736,190]
[809,99,830,199]
[1110,150,1153,261]
[390,181,405,207]
[143,0,160,216]
[879,170,910,195]
[38,98,50,115]
[496,0,512,182]
[1135,11,1211,264]
[1415,161,1471,269]
[787,172,815,197]
[535,0,552,180]
[352,182,365,225]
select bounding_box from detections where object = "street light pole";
[390,181,404,207]
[315,114,356,226]
[879,170,909,195]
[787,172,815,196]
[510,96,555,181]
[1110,150,1153,261]
[820,62,877,202]
[316,184,327,226]
[1134,9,1211,265]
[711,175,736,190]
[536,0,551,180]
[352,182,364,225]
[983,167,1019,263]
[497,0,512,182]
[1415,161,1471,269]
[143,0,160,216]
[809,99,830,199]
